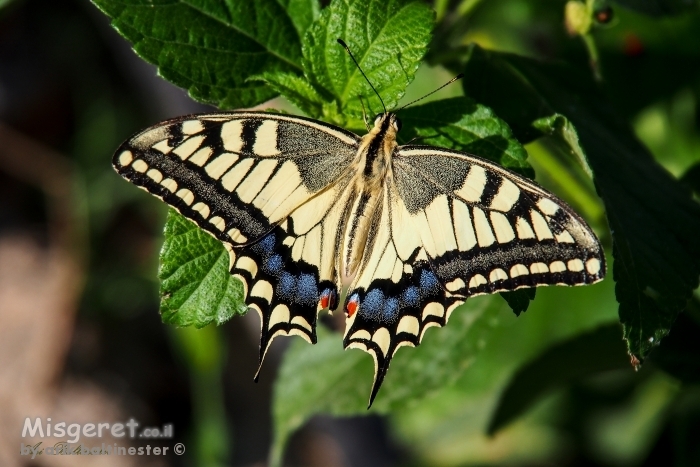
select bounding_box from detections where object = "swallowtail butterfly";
[113,52,605,406]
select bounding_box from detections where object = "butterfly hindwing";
[343,183,466,405]
[231,173,357,372]
[343,145,605,405]
[113,112,360,370]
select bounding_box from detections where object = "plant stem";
[457,0,485,16]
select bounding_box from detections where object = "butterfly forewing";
[113,112,360,365]
[391,145,604,293]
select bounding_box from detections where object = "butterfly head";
[372,112,402,135]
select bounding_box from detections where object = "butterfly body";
[342,113,400,280]
[114,110,605,406]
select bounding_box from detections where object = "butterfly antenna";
[337,38,387,114]
[397,73,464,111]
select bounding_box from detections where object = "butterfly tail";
[368,354,391,409]
[344,328,414,408]
[252,302,319,382]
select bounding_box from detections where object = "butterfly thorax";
[341,113,400,282]
[359,113,399,188]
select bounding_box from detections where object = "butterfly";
[115,32,606,405]
[113,105,605,405]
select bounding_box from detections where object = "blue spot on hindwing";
[383,297,399,321]
[420,269,439,288]
[245,229,325,308]
[277,272,296,298]
[264,254,283,275]
[253,233,275,255]
[402,286,420,307]
[361,289,385,320]
[296,273,318,306]
[419,269,441,297]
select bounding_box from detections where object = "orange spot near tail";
[347,301,358,317]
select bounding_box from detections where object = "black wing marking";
[113,112,360,373]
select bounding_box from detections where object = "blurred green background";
[0,0,699,466]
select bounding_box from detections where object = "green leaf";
[302,0,434,124]
[528,115,606,224]
[487,323,629,435]
[462,45,700,362]
[249,71,327,118]
[532,114,592,178]
[399,96,534,177]
[159,209,246,328]
[277,0,321,38]
[270,296,506,466]
[90,0,309,109]
[500,288,536,316]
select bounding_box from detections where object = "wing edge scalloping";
[344,276,467,407]
[341,184,467,407]
[228,219,343,382]
[110,164,342,374]
[343,150,605,405]
[226,178,355,380]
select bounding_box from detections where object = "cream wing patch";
[490,177,520,211]
[221,119,245,152]
[457,165,487,202]
[253,120,281,157]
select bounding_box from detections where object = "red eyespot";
[346,300,358,317]
[319,288,337,310]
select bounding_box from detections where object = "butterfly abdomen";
[341,114,402,280]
